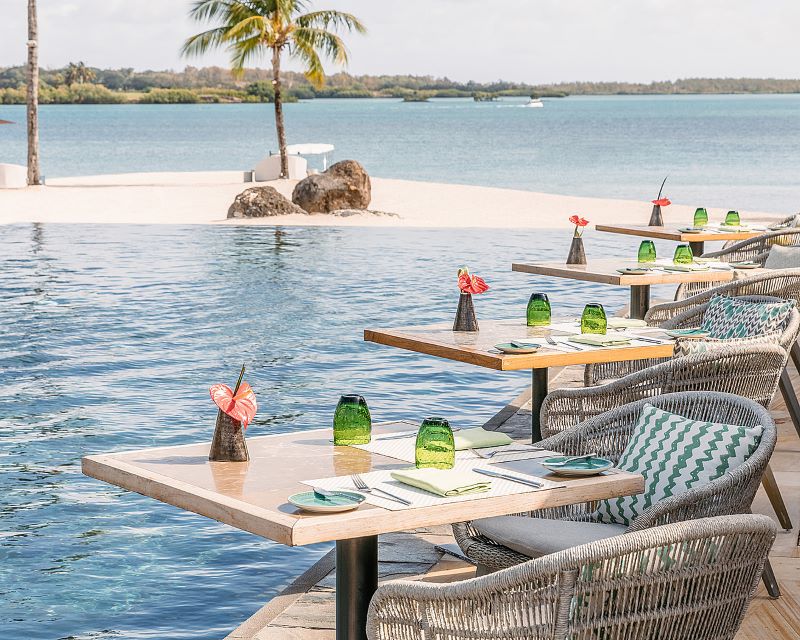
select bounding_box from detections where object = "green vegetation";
[2,64,800,106]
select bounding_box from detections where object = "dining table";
[82,422,644,640]
[364,318,676,442]
[594,223,766,257]
[511,259,755,319]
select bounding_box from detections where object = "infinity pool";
[1,224,647,639]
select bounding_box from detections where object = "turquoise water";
[1,95,799,212]
[0,223,651,639]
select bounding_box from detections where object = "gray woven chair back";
[646,270,800,324]
[368,515,776,640]
[545,345,787,437]
[586,301,800,387]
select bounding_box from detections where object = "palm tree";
[65,62,96,87]
[182,0,365,178]
[26,0,40,185]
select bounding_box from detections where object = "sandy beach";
[0,171,780,228]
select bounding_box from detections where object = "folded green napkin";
[607,318,648,329]
[569,334,631,347]
[453,428,513,451]
[390,468,491,497]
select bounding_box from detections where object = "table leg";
[336,535,378,640]
[629,285,651,320]
[531,368,548,443]
[689,241,705,257]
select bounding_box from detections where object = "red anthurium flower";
[210,382,258,428]
[457,267,490,294]
[569,214,589,227]
[652,198,671,207]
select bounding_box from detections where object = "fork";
[546,335,582,351]
[470,446,541,459]
[350,474,412,506]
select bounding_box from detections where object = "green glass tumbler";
[637,240,657,263]
[673,244,693,264]
[725,210,741,226]
[581,303,607,335]
[333,395,372,446]
[693,207,709,227]
[526,292,551,327]
[415,417,455,469]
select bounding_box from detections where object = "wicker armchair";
[544,346,787,438]
[452,393,777,591]
[546,345,792,534]
[585,296,800,387]
[371,515,776,640]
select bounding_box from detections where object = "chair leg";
[791,341,800,377]
[778,369,800,439]
[762,464,793,531]
[762,559,781,599]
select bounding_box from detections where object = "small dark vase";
[453,292,479,332]
[648,204,664,226]
[566,236,587,265]
[209,410,249,462]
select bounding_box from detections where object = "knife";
[473,467,543,488]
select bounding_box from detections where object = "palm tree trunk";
[271,48,288,179]
[26,0,41,186]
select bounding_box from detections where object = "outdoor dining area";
[82,207,800,640]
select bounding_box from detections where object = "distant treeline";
[1,65,800,104]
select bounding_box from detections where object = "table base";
[531,368,548,443]
[630,285,651,320]
[336,535,378,640]
[689,241,705,257]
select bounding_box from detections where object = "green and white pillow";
[595,404,762,526]
[673,331,782,357]
[700,295,794,339]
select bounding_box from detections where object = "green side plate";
[541,456,613,477]
[288,490,365,513]
[495,342,540,354]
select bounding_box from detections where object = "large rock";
[292,160,371,214]
[227,186,306,218]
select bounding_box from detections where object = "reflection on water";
[1,223,653,639]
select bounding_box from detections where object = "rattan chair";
[371,515,776,640]
[545,345,793,533]
[452,392,780,595]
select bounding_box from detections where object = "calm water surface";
[1,95,799,212]
[0,223,659,639]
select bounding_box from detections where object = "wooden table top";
[364,318,675,370]
[595,224,764,243]
[82,422,643,547]
[511,259,753,287]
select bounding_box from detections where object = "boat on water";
[524,98,544,108]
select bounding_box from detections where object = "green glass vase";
[333,395,372,446]
[526,292,551,327]
[581,303,607,335]
[673,244,693,264]
[415,417,455,469]
[637,240,657,263]
[693,207,709,226]
[725,210,741,226]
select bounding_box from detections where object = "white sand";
[0,171,779,228]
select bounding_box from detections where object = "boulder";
[292,160,371,214]
[227,186,306,218]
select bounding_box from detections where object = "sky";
[1,1,799,83]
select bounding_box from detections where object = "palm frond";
[296,10,366,34]
[292,27,349,66]
[291,38,325,87]
[181,26,231,57]
[229,34,268,75]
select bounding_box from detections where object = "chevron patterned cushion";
[595,404,762,526]
[700,295,794,339]
[672,331,782,357]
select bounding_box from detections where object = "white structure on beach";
[253,143,335,181]
[0,163,28,189]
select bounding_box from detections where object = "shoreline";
[0,171,781,228]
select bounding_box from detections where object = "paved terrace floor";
[225,363,800,640]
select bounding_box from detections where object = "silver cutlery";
[631,335,667,345]
[546,336,582,351]
[313,487,360,502]
[377,428,461,441]
[469,446,541,459]
[473,468,543,488]
[350,474,412,506]
[547,452,598,466]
